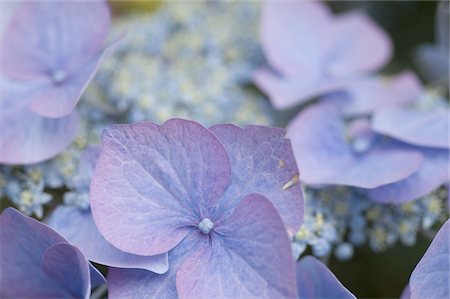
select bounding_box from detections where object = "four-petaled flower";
[90,119,303,298]
[0,1,111,164]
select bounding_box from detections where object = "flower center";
[52,70,67,84]
[345,118,375,154]
[198,218,214,234]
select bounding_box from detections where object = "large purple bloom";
[91,119,303,298]
[48,147,169,274]
[367,107,450,203]
[254,0,392,109]
[0,1,111,164]
[287,101,423,188]
[0,208,105,299]
[404,220,449,299]
[296,256,355,299]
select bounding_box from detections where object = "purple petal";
[210,124,303,235]
[176,194,297,299]
[260,1,332,76]
[296,256,355,299]
[287,102,423,188]
[28,48,110,118]
[0,208,89,298]
[90,119,231,256]
[336,71,423,116]
[0,107,79,165]
[401,285,411,299]
[409,220,449,299]
[372,107,450,149]
[328,11,392,76]
[108,232,203,299]
[41,242,91,299]
[368,148,449,203]
[1,1,110,80]
[253,67,346,109]
[48,206,169,274]
[90,265,106,289]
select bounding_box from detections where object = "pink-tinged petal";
[337,71,423,116]
[48,206,169,274]
[260,0,332,76]
[409,220,449,299]
[0,108,79,165]
[1,1,110,80]
[253,68,345,109]
[29,47,110,118]
[368,149,449,203]
[108,232,203,299]
[296,256,355,299]
[210,124,303,235]
[372,107,450,149]
[328,11,392,76]
[90,119,231,256]
[0,208,89,298]
[41,243,91,299]
[287,102,423,188]
[176,194,297,299]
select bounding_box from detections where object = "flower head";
[91,119,303,298]
[0,1,111,164]
[254,0,392,109]
[287,101,423,189]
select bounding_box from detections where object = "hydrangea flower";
[402,219,449,299]
[0,207,105,298]
[0,1,111,164]
[296,256,355,299]
[254,0,392,109]
[48,147,169,274]
[368,106,449,203]
[91,119,303,298]
[287,101,423,189]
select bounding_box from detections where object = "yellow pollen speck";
[315,213,325,230]
[367,207,381,221]
[401,202,415,213]
[21,190,33,205]
[399,222,410,234]
[427,198,442,214]
[29,169,42,183]
[282,174,299,190]
[294,227,309,241]
[278,159,285,168]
